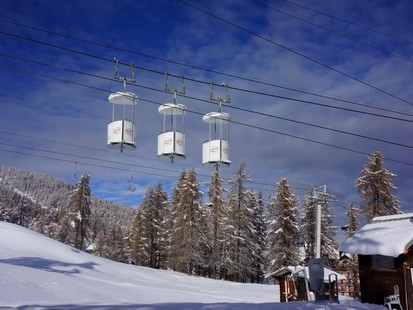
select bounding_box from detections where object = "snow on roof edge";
[372,212,413,222]
[341,213,413,257]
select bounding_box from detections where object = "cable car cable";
[1,32,413,120]
[281,0,413,46]
[176,0,413,107]
[250,0,413,64]
[0,25,411,117]
[0,129,316,190]
[0,63,412,168]
[0,147,276,194]
[2,53,413,152]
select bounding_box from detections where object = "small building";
[266,265,345,302]
[338,252,360,299]
[340,213,413,309]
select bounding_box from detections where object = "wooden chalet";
[266,265,345,302]
[341,213,413,309]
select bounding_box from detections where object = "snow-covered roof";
[267,265,346,282]
[340,213,413,257]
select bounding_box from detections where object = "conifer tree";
[346,202,360,238]
[139,183,168,268]
[56,206,72,245]
[31,208,54,236]
[206,168,227,279]
[169,168,205,275]
[93,230,106,258]
[126,208,146,265]
[107,223,127,262]
[252,191,266,283]
[356,150,400,222]
[265,178,300,274]
[226,162,257,282]
[320,200,339,269]
[67,172,92,250]
[167,170,186,269]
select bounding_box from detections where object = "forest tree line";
[0,150,400,289]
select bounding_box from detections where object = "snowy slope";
[0,222,385,309]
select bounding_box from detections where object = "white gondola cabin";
[107,91,137,151]
[202,111,231,166]
[157,103,186,161]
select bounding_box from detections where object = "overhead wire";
[2,53,413,151]
[0,142,354,200]
[0,129,318,192]
[281,0,413,47]
[176,0,413,107]
[0,18,412,117]
[2,38,413,122]
[0,145,281,195]
[3,142,358,213]
[1,62,412,169]
[0,140,284,189]
[0,147,181,181]
[5,32,413,122]
[250,0,413,64]
[0,141,193,177]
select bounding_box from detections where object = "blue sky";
[0,0,412,230]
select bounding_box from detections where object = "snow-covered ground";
[0,222,385,309]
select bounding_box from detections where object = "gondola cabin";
[107,91,137,151]
[157,103,186,161]
[202,111,230,167]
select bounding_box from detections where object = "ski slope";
[0,222,385,309]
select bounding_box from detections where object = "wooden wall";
[358,253,413,309]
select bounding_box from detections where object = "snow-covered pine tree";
[15,195,34,227]
[88,200,106,256]
[344,202,360,299]
[251,190,266,283]
[140,183,169,269]
[226,162,258,282]
[126,208,146,265]
[67,172,92,250]
[167,170,186,270]
[169,168,205,275]
[205,168,227,279]
[302,187,316,262]
[346,202,360,238]
[302,187,339,269]
[320,201,339,269]
[135,186,154,267]
[56,206,72,245]
[265,178,300,275]
[0,187,12,222]
[106,222,127,263]
[356,150,400,222]
[30,207,54,237]
[93,230,106,258]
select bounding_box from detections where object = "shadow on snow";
[0,257,98,275]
